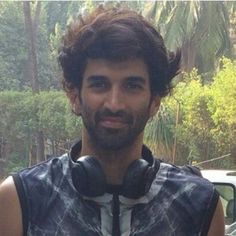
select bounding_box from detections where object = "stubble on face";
[76,58,160,153]
[80,101,151,151]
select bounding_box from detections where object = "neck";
[80,129,144,185]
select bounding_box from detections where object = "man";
[0,6,224,236]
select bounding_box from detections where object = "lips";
[95,109,133,129]
[99,116,129,129]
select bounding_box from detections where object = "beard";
[80,105,150,151]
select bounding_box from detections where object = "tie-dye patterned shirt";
[13,143,218,236]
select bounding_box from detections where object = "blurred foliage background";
[0,1,236,178]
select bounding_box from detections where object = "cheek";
[134,98,152,113]
[81,91,104,110]
[80,98,101,124]
[129,101,152,123]
[80,101,93,116]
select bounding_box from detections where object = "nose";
[103,87,126,113]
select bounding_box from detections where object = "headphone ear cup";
[122,159,150,199]
[71,156,107,197]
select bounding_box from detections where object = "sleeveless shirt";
[12,142,218,236]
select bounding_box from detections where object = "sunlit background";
[0,1,236,179]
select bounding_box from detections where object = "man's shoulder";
[153,160,218,211]
[12,153,71,196]
[17,153,70,178]
[0,176,23,236]
[156,161,215,191]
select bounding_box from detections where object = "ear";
[149,95,161,118]
[67,88,81,116]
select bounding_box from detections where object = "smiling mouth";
[99,117,129,129]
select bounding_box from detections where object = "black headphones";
[70,141,159,199]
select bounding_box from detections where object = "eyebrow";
[125,76,146,85]
[85,75,147,84]
[85,75,108,83]
[86,75,147,86]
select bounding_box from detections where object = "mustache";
[95,108,133,123]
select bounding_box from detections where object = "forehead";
[83,58,150,82]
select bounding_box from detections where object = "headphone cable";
[112,193,121,236]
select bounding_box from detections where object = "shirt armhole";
[12,173,28,236]
[200,190,219,236]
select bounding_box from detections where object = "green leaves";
[210,58,236,126]
[0,91,81,149]
[143,1,232,73]
[144,103,175,159]
[143,57,236,167]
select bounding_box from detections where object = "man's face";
[75,58,160,150]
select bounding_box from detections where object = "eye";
[124,76,146,92]
[125,81,143,91]
[90,81,107,89]
[87,77,110,92]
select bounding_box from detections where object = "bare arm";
[0,176,23,236]
[207,198,225,236]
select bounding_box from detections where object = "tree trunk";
[23,2,39,93]
[172,101,180,164]
[0,159,6,180]
[29,136,37,166]
[23,2,44,165]
[181,40,197,72]
[36,131,45,163]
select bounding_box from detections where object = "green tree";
[166,70,216,164]
[209,58,236,163]
[38,91,78,156]
[0,2,27,90]
[144,103,175,162]
[0,91,83,177]
[143,1,231,76]
[0,91,35,176]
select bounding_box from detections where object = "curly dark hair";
[58,6,181,97]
